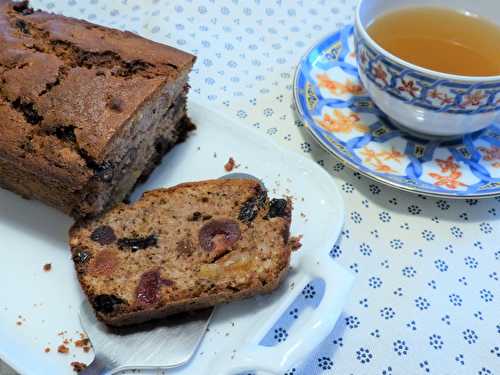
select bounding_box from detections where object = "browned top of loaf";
[0,1,195,190]
[70,179,292,324]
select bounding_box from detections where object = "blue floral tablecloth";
[28,1,500,374]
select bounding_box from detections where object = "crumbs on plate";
[290,235,303,251]
[224,157,236,172]
[16,314,26,326]
[71,361,87,373]
[75,337,92,353]
[57,344,69,354]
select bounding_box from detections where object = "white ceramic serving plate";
[0,101,352,375]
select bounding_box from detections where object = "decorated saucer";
[294,25,500,198]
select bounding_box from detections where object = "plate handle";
[213,253,354,374]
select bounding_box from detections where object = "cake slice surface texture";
[70,179,293,326]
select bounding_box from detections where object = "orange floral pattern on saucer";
[478,146,500,168]
[360,147,404,173]
[428,156,466,189]
[318,110,368,134]
[316,74,363,96]
[296,25,499,197]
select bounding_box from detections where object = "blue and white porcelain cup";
[354,0,500,138]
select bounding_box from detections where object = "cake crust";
[0,0,196,216]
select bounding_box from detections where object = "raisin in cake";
[0,1,195,217]
[70,179,293,326]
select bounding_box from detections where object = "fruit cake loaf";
[0,0,196,217]
[69,179,293,326]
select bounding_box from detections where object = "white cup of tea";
[354,0,500,138]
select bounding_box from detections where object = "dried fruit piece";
[89,250,118,276]
[266,199,288,219]
[199,219,241,252]
[94,161,114,182]
[72,250,91,264]
[13,1,34,15]
[12,98,43,125]
[93,294,125,313]
[188,211,202,221]
[90,225,116,245]
[238,187,267,223]
[238,197,258,223]
[15,19,29,34]
[199,263,220,279]
[256,188,267,208]
[53,125,77,143]
[136,270,161,305]
[117,234,157,252]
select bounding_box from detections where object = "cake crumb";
[224,157,236,172]
[74,338,89,347]
[43,263,52,272]
[44,347,50,353]
[58,344,69,354]
[71,361,87,373]
[290,235,303,251]
[75,338,92,353]
[16,321,22,326]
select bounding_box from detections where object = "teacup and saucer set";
[294,0,500,198]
